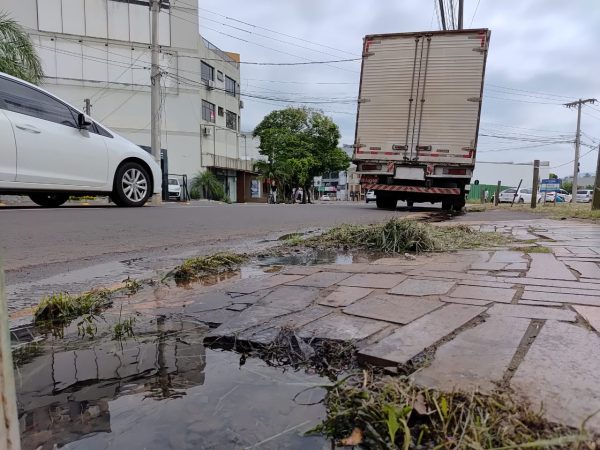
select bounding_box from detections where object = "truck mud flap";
[364,184,460,195]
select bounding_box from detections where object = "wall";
[472,161,550,188]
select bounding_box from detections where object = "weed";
[305,219,511,254]
[311,374,594,449]
[34,290,112,325]
[171,251,248,281]
[113,316,136,340]
[511,246,553,254]
[124,276,143,295]
[12,341,45,367]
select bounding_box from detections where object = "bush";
[190,171,229,202]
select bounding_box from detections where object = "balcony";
[202,153,256,172]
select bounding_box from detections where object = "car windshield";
[503,189,516,194]
[577,190,588,194]
[168,179,178,185]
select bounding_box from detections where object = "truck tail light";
[444,168,467,175]
[361,164,378,171]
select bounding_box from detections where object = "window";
[226,110,237,130]
[225,76,236,96]
[217,71,224,81]
[0,76,77,127]
[201,61,214,82]
[202,100,215,123]
[218,106,224,117]
[521,188,531,194]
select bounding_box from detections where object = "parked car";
[498,188,540,204]
[542,189,573,203]
[0,72,161,207]
[576,189,594,203]
[365,190,376,203]
[320,194,331,201]
[168,177,181,200]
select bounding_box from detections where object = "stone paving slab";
[523,285,600,297]
[439,296,492,306]
[510,277,600,291]
[319,263,410,274]
[259,286,321,312]
[414,316,530,393]
[338,273,406,289]
[489,251,527,264]
[505,262,528,271]
[389,278,455,297]
[205,305,293,341]
[521,290,600,307]
[282,266,323,276]
[470,262,507,271]
[564,261,600,279]
[343,294,442,325]
[487,304,576,322]
[526,253,577,281]
[286,271,352,288]
[297,313,389,342]
[318,286,374,307]
[511,321,600,433]
[227,274,305,294]
[572,305,600,333]
[449,285,516,303]
[371,257,425,266]
[458,280,515,289]
[358,304,486,366]
[519,299,564,307]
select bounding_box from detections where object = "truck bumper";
[364,184,460,195]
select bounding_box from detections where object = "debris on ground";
[34,290,112,325]
[170,251,248,282]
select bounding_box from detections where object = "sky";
[195,0,600,177]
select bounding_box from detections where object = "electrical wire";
[486,83,574,100]
[550,147,598,169]
[470,0,482,26]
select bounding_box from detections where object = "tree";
[560,181,573,194]
[549,173,558,179]
[253,107,350,203]
[190,171,229,203]
[0,12,44,84]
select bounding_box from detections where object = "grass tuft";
[311,375,594,449]
[34,290,112,325]
[172,251,248,281]
[511,246,553,254]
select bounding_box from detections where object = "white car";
[542,189,573,203]
[168,177,181,200]
[320,194,331,201]
[498,188,541,204]
[576,189,594,203]
[365,190,376,203]
[0,72,161,207]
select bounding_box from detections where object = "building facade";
[5,0,263,201]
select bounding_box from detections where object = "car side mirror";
[78,113,92,129]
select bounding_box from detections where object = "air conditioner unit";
[239,100,244,109]
[205,80,215,90]
[203,126,212,136]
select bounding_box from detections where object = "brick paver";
[344,294,442,325]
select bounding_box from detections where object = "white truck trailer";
[354,29,491,210]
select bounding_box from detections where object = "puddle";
[257,249,355,267]
[14,318,329,450]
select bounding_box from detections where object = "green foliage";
[113,306,136,340]
[252,107,350,197]
[312,376,589,449]
[34,290,112,325]
[172,251,248,281]
[190,171,230,202]
[560,180,573,194]
[549,173,558,179]
[0,12,44,84]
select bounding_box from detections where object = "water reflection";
[15,319,328,450]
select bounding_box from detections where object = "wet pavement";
[10,216,600,446]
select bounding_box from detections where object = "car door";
[0,106,16,182]
[0,76,108,187]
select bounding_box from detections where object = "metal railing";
[201,37,238,67]
[202,153,256,172]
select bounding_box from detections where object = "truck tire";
[406,201,414,209]
[441,200,452,211]
[29,193,69,207]
[376,196,397,210]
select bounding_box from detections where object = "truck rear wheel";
[376,195,397,210]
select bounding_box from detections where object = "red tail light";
[446,168,467,175]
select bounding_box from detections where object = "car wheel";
[112,162,152,207]
[29,193,69,207]
[518,198,524,204]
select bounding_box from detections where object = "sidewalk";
[194,218,600,433]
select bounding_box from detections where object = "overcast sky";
[197,0,600,177]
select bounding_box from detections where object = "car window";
[504,189,516,194]
[168,179,178,186]
[521,189,531,194]
[92,122,113,138]
[0,76,77,128]
[577,190,588,194]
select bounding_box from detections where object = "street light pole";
[564,98,597,196]
[592,144,600,211]
[150,0,162,204]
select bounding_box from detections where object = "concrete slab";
[226,274,305,294]
[389,278,455,297]
[449,285,516,303]
[565,261,600,279]
[358,304,486,366]
[459,280,514,289]
[338,273,406,289]
[414,316,530,393]
[440,296,492,306]
[572,305,600,333]
[523,285,600,297]
[519,299,564,307]
[297,313,389,342]
[487,304,576,322]
[205,305,292,340]
[343,294,442,325]
[318,286,374,307]
[286,271,352,288]
[259,286,321,312]
[505,262,528,271]
[282,266,323,276]
[511,321,600,433]
[470,262,507,271]
[489,251,526,264]
[526,253,577,281]
[521,290,600,307]
[371,257,425,266]
[514,277,600,291]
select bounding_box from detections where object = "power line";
[486,83,574,100]
[478,142,570,153]
[484,95,564,105]
[470,0,482,26]
[550,147,598,169]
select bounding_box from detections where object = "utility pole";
[150,0,162,204]
[531,160,540,209]
[438,0,447,30]
[592,144,600,210]
[564,98,597,196]
[458,0,464,29]
[84,98,91,115]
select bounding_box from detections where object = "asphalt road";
[1,200,537,314]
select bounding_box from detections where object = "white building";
[5,0,263,201]
[472,161,550,188]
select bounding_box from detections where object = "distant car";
[515,188,542,204]
[542,189,572,203]
[320,194,331,201]
[498,188,540,203]
[168,177,181,200]
[0,72,161,207]
[365,190,376,203]
[576,189,594,203]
